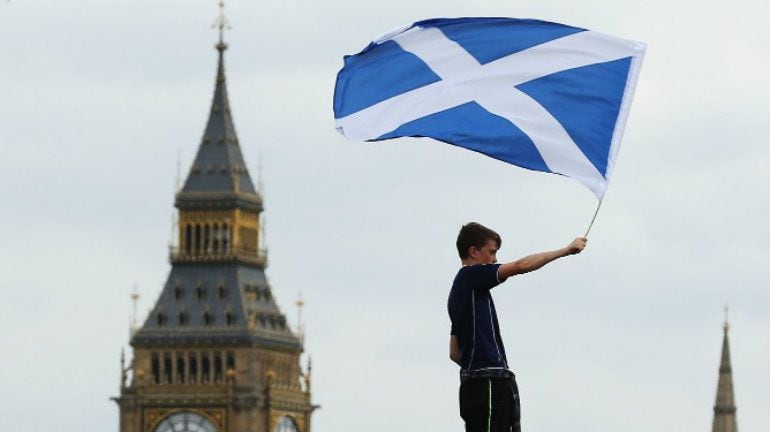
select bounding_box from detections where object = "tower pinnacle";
[722,305,729,332]
[129,285,140,338]
[212,0,231,50]
[295,292,305,345]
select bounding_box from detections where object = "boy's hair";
[456,222,502,259]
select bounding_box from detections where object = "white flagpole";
[584,198,603,237]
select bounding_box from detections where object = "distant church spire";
[711,306,738,432]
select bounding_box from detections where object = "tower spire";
[711,306,738,432]
[176,0,259,205]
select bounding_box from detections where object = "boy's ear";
[467,246,477,258]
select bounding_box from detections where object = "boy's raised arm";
[498,237,587,279]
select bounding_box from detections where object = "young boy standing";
[448,222,587,432]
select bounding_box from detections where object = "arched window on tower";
[212,224,220,254]
[203,311,214,325]
[178,311,188,326]
[214,352,223,382]
[202,352,211,383]
[151,353,160,384]
[163,353,172,384]
[226,351,236,384]
[226,351,235,371]
[157,311,167,326]
[225,310,234,326]
[176,353,186,384]
[189,353,198,383]
[203,224,211,255]
[222,223,230,253]
[184,225,192,255]
[194,224,202,255]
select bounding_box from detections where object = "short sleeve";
[466,264,503,291]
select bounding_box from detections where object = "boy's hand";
[566,237,587,255]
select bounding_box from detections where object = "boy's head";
[456,222,502,262]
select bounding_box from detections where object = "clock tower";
[113,7,315,432]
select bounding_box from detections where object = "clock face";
[154,412,218,432]
[274,416,298,432]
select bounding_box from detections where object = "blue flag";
[333,18,646,198]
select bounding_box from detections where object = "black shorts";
[459,375,521,432]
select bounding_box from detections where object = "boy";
[448,222,587,432]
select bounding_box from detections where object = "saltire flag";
[333,18,646,198]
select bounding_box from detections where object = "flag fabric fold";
[333,18,646,198]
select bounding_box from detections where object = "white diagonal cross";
[336,27,643,195]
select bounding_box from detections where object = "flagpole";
[584,198,603,237]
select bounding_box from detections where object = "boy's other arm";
[449,335,461,366]
[498,237,587,279]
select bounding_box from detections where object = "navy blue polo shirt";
[448,264,509,372]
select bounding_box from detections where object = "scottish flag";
[333,18,646,198]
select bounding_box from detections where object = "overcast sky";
[1,0,768,431]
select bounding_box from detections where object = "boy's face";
[468,238,499,265]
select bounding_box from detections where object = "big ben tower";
[114,4,315,432]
